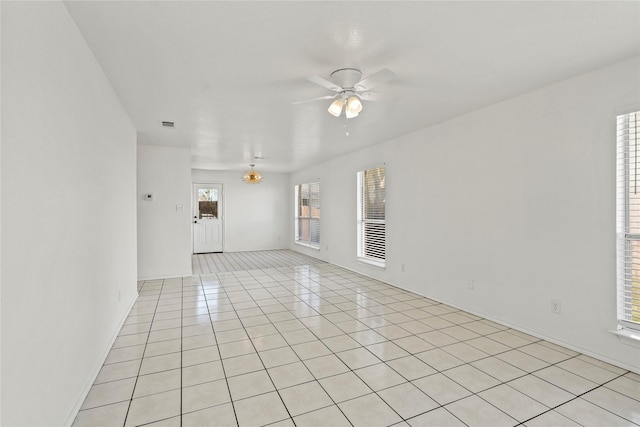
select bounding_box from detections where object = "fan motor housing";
[330,68,362,89]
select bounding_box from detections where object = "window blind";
[295,182,320,248]
[617,111,640,329]
[357,166,386,266]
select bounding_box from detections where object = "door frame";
[192,182,224,254]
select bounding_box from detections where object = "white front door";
[193,183,223,253]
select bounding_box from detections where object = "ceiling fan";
[293,68,396,119]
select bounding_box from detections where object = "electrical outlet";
[551,299,561,314]
[401,264,405,272]
[467,280,474,290]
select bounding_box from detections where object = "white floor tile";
[278,381,333,416]
[534,366,598,395]
[443,364,501,393]
[605,375,640,400]
[268,361,315,389]
[387,355,436,380]
[378,382,439,418]
[445,395,517,427]
[74,260,634,427]
[523,410,581,427]
[182,360,225,387]
[415,348,465,371]
[478,384,548,422]
[182,403,236,427]
[95,359,141,384]
[336,347,381,369]
[507,374,575,408]
[228,369,275,400]
[366,341,410,361]
[555,398,636,427]
[471,357,526,382]
[81,378,136,410]
[412,373,472,405]
[134,369,180,398]
[556,357,621,384]
[181,379,231,414]
[293,405,351,427]
[355,362,407,391]
[407,407,467,427]
[339,393,403,427]
[73,402,130,427]
[582,387,640,424]
[259,346,300,368]
[304,354,350,379]
[125,389,181,427]
[319,371,372,403]
[234,391,290,427]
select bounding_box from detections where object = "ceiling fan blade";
[355,68,396,91]
[291,94,336,105]
[358,92,385,102]
[306,75,341,92]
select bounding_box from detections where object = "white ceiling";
[64,1,640,173]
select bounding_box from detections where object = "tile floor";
[192,250,326,274]
[73,263,640,427]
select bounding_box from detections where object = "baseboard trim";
[137,270,192,281]
[330,261,640,375]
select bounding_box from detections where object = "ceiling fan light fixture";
[346,96,363,113]
[345,107,359,119]
[298,67,397,120]
[242,164,263,184]
[328,98,344,117]
[345,95,362,119]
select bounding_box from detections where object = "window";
[198,188,218,219]
[357,166,386,267]
[295,182,320,248]
[617,111,640,330]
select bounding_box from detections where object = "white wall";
[290,56,640,372]
[192,169,290,252]
[1,2,138,426]
[138,145,192,279]
[1,3,4,422]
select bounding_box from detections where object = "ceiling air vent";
[161,121,175,128]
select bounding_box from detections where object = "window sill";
[357,257,385,269]
[294,241,320,250]
[610,327,640,348]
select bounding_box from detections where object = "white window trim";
[357,256,386,269]
[295,240,320,251]
[610,326,640,348]
[616,110,640,336]
[357,166,386,268]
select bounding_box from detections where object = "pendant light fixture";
[242,164,263,184]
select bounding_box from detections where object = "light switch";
[176,204,183,212]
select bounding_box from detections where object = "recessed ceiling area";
[64,1,640,173]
